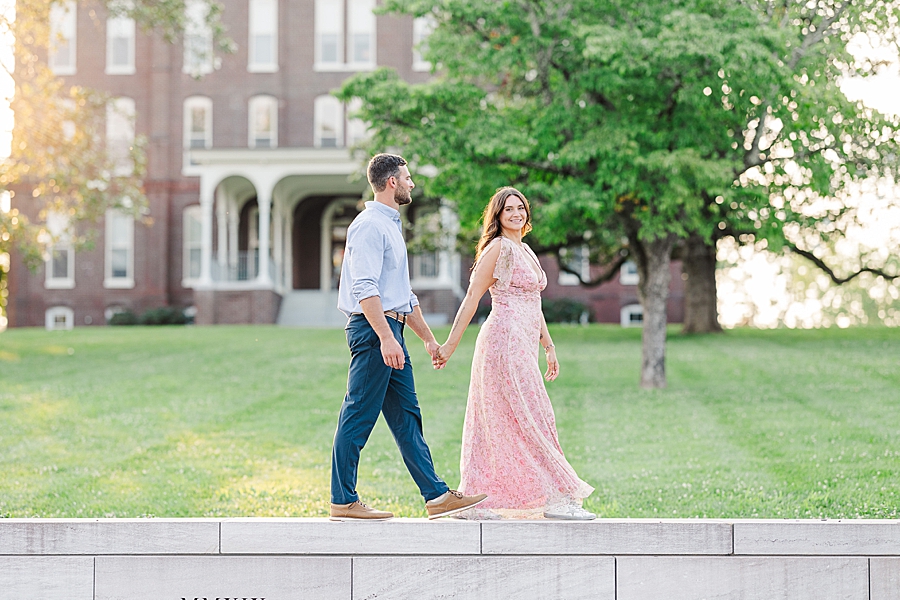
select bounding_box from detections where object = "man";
[330,153,487,521]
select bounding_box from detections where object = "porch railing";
[211,250,275,283]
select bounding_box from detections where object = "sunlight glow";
[0,0,12,159]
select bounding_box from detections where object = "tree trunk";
[634,233,677,389]
[681,234,723,334]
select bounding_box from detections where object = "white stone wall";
[2,518,900,599]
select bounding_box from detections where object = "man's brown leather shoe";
[425,490,488,519]
[330,501,393,521]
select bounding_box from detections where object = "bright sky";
[0,0,12,166]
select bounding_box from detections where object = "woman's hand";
[433,341,456,370]
[544,347,559,381]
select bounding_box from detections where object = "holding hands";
[431,341,455,370]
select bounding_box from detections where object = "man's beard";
[395,187,412,205]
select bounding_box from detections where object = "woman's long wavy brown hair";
[474,187,532,263]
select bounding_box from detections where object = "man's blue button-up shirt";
[337,201,419,317]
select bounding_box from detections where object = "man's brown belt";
[351,310,408,324]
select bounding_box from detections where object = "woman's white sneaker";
[543,504,597,520]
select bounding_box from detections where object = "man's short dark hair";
[367,153,407,193]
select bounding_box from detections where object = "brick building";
[8,0,683,330]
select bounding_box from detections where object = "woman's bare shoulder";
[479,237,503,263]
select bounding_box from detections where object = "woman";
[435,187,595,520]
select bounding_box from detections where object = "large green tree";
[338,0,900,388]
[0,0,229,320]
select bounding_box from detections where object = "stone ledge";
[220,518,481,554]
[734,519,900,555]
[617,556,869,600]
[481,519,733,555]
[4,519,900,600]
[0,519,220,555]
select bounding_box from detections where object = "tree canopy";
[339,0,900,386]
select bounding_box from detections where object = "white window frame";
[558,245,590,286]
[44,211,75,290]
[314,95,344,148]
[248,0,278,73]
[314,0,343,69]
[104,210,135,289]
[412,16,434,72]
[345,97,368,146]
[248,95,278,148]
[45,245,75,289]
[105,13,136,74]
[45,306,75,331]
[346,0,376,69]
[620,303,644,327]
[409,205,461,291]
[182,205,203,286]
[183,96,213,171]
[620,260,640,285]
[314,0,376,72]
[49,1,77,75]
[183,0,215,76]
[107,97,136,176]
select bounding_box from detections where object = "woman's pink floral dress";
[459,236,594,518]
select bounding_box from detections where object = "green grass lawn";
[0,324,898,519]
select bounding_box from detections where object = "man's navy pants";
[330,313,450,505]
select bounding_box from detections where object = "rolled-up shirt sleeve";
[409,290,419,308]
[347,224,384,302]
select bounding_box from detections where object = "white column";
[215,188,227,274]
[273,199,283,291]
[320,201,335,291]
[256,185,273,285]
[198,179,215,287]
[283,211,293,291]
[228,197,239,277]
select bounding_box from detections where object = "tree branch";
[787,242,899,284]
[556,251,629,286]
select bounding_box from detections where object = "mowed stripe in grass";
[0,325,897,518]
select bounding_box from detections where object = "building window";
[620,260,639,285]
[105,210,135,288]
[558,245,590,286]
[44,212,75,290]
[315,0,342,67]
[345,97,368,146]
[314,95,343,148]
[412,16,434,72]
[621,304,643,327]
[183,205,202,284]
[314,96,367,148]
[45,306,75,331]
[183,0,214,76]
[314,0,376,71]
[107,97,135,176]
[106,13,135,74]
[248,95,277,148]
[348,0,375,65]
[183,96,212,168]
[248,0,278,72]
[415,251,439,279]
[49,1,77,75]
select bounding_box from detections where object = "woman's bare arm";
[434,241,502,368]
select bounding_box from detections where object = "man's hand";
[432,345,448,370]
[380,335,405,370]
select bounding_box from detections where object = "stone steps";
[2,518,899,599]
[276,290,346,327]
